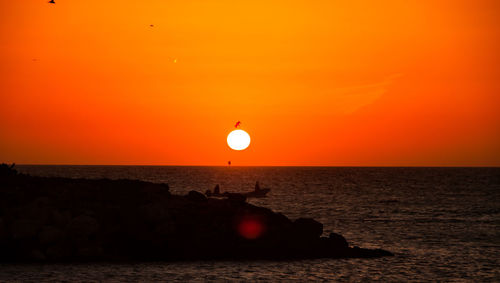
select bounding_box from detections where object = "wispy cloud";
[317,73,403,114]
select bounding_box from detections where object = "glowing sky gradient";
[1,1,499,166]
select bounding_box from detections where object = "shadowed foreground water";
[2,166,498,281]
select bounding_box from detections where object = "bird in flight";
[48,0,55,4]
[234,121,241,128]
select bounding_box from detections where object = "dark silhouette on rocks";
[0,163,393,262]
[245,181,270,198]
[206,182,270,198]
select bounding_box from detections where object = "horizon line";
[11,163,500,168]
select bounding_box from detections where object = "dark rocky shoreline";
[0,164,393,262]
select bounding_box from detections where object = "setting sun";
[227,129,251,151]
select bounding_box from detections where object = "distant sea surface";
[2,166,499,281]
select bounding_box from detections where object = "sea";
[1,166,499,282]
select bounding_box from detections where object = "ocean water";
[1,166,499,281]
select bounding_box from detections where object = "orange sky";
[1,0,499,166]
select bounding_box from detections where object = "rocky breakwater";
[0,164,393,262]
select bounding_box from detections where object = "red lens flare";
[237,217,265,240]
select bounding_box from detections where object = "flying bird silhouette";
[234,121,241,128]
[48,0,55,4]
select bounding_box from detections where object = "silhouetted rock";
[328,232,348,249]
[154,218,176,236]
[0,164,394,262]
[49,209,71,228]
[75,241,102,259]
[0,217,6,242]
[292,218,323,240]
[187,190,207,202]
[225,193,247,203]
[38,225,64,246]
[45,243,69,260]
[67,215,99,240]
[29,249,46,261]
[139,203,169,224]
[11,219,41,240]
